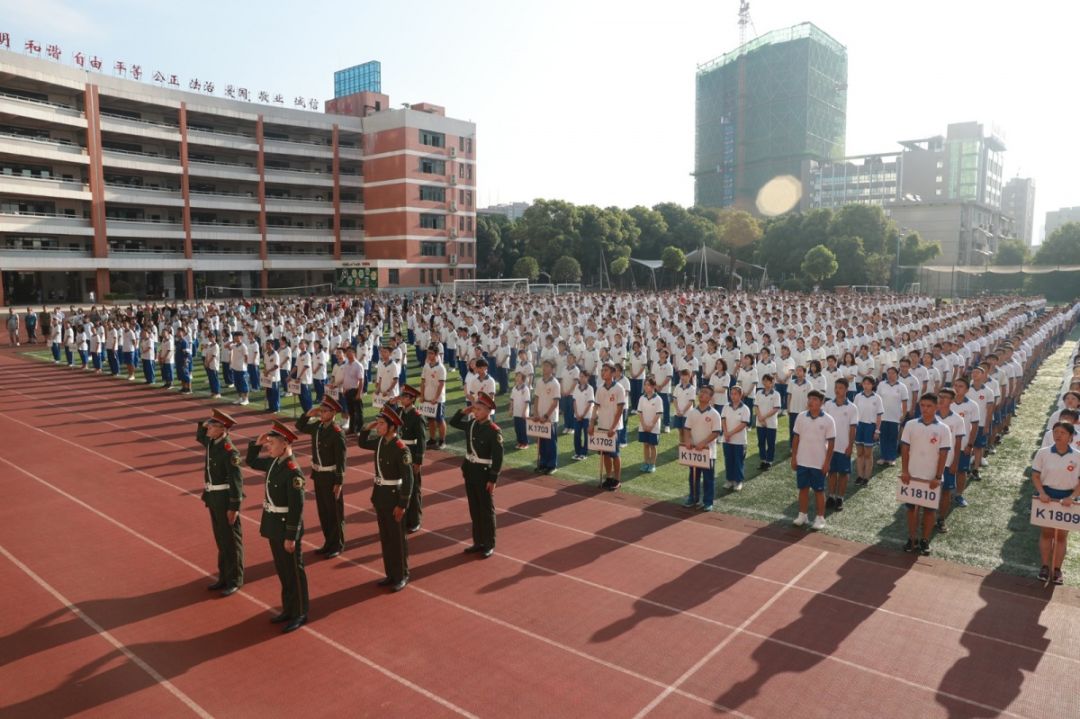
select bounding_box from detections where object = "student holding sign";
[1031,422,1080,585]
[682,386,722,511]
[420,346,447,449]
[591,363,626,491]
[899,393,952,556]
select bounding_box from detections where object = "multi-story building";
[886,199,1014,266]
[478,202,530,221]
[695,22,847,210]
[1045,206,1080,239]
[1001,177,1035,246]
[809,152,901,209]
[897,122,1005,208]
[0,50,476,305]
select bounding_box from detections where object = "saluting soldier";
[295,396,348,558]
[395,384,428,533]
[357,405,415,592]
[195,408,244,596]
[449,392,504,558]
[246,421,310,633]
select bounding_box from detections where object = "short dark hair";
[807,390,825,401]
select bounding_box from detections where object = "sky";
[2,0,1077,243]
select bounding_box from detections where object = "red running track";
[1,349,1078,719]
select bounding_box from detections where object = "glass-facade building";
[695,22,847,209]
[334,61,382,97]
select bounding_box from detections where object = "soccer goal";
[555,283,582,295]
[202,283,335,300]
[850,285,891,294]
[449,277,530,298]
[529,283,556,296]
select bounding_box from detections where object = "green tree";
[609,256,630,288]
[895,231,942,290]
[551,255,583,284]
[985,238,1029,293]
[829,204,893,255]
[512,256,540,282]
[661,245,686,288]
[825,235,867,287]
[801,244,839,284]
[512,199,582,269]
[476,214,508,278]
[628,205,669,257]
[1031,223,1080,300]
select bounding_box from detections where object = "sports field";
[22,326,1079,586]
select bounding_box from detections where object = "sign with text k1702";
[895,478,940,509]
[588,430,617,453]
[1030,497,1080,531]
[678,446,712,469]
[526,419,553,439]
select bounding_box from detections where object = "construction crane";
[738,0,756,46]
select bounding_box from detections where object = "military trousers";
[372,488,408,582]
[268,527,309,619]
[312,472,345,552]
[208,504,244,587]
[463,469,496,549]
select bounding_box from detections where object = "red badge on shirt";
[930,436,939,445]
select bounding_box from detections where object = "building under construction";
[695,21,848,211]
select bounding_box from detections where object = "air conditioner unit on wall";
[449,254,458,266]
[450,147,457,157]
[450,175,457,185]
[449,202,458,212]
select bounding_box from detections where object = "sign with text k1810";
[1030,497,1080,532]
[895,479,940,509]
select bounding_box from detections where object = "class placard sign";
[261,372,276,387]
[678,446,713,469]
[588,431,617,453]
[896,479,940,509]
[372,394,386,409]
[327,386,341,399]
[526,419,553,439]
[287,379,301,395]
[1030,497,1080,531]
[419,401,439,418]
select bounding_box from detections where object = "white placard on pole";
[588,430,617,453]
[895,478,940,509]
[261,372,276,387]
[1030,497,1080,532]
[526,419,553,439]
[287,379,301,395]
[678,446,713,469]
[372,394,386,409]
[327,386,341,400]
[419,401,439,418]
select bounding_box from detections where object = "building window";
[388,269,399,285]
[420,213,446,230]
[420,158,446,174]
[466,138,472,153]
[466,217,473,232]
[419,185,446,202]
[459,136,465,151]
[419,268,426,284]
[420,241,445,256]
[458,216,465,231]
[419,130,445,148]
[459,189,465,204]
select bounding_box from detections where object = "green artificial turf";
[25,326,1080,584]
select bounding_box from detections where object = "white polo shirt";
[572,382,595,419]
[936,411,966,468]
[720,402,751,445]
[593,381,625,431]
[823,399,859,454]
[672,382,696,417]
[422,361,447,403]
[877,381,910,423]
[754,389,782,429]
[537,376,561,423]
[685,405,722,459]
[900,417,952,480]
[636,393,664,432]
[792,410,837,469]
[854,391,884,425]
[1031,445,1080,491]
[510,384,531,419]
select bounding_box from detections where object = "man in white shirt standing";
[682,386,722,511]
[533,359,561,474]
[823,378,859,512]
[340,346,367,433]
[420,345,448,449]
[590,363,626,491]
[293,339,314,412]
[900,393,952,556]
[791,389,836,530]
[229,331,250,406]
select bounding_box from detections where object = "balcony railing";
[0,130,85,150]
[100,112,180,131]
[0,91,81,113]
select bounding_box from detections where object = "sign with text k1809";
[526,419,553,439]
[895,479,940,509]
[1030,497,1080,531]
[588,431,617,453]
[678,446,713,469]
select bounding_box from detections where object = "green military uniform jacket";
[357,429,415,508]
[246,443,305,541]
[195,423,244,511]
[295,415,348,484]
[398,406,428,465]
[449,410,504,483]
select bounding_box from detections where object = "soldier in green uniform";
[195,408,244,596]
[295,395,348,558]
[449,392,503,558]
[394,384,428,533]
[357,405,414,592]
[246,421,310,633]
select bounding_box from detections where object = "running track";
[1,348,1078,719]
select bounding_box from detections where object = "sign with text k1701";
[526,419,553,439]
[895,478,940,509]
[678,446,713,469]
[1030,497,1080,531]
[588,430,617,453]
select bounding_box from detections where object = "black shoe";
[391,577,409,592]
[376,577,394,587]
[903,539,915,553]
[480,547,495,559]
[826,496,836,510]
[406,525,421,534]
[533,466,544,473]
[219,584,239,597]
[1038,565,1050,582]
[935,520,948,534]
[463,544,483,554]
[207,580,226,591]
[919,539,931,556]
[324,550,341,559]
[314,546,330,555]
[758,462,767,471]
[1053,569,1064,586]
[282,615,307,634]
[270,612,290,623]
[835,497,844,512]
[603,479,621,492]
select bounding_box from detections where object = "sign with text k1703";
[588,431,617,453]
[526,419,552,439]
[678,446,713,469]
[1030,497,1080,531]
[895,478,940,509]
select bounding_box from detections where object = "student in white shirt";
[876,366,910,466]
[533,360,562,474]
[510,371,532,449]
[614,364,632,447]
[655,349,674,432]
[590,363,626,490]
[823,378,859,512]
[263,339,281,413]
[312,340,329,403]
[671,369,696,431]
[791,389,837,530]
[628,340,648,413]
[571,370,596,460]
[682,386,722,511]
[292,339,314,412]
[900,393,952,556]
[736,354,759,428]
[853,376,884,486]
[720,386,751,491]
[636,377,663,473]
[1032,422,1080,585]
[934,388,967,535]
[786,365,810,446]
[708,358,730,411]
[755,374,782,470]
[204,331,222,398]
[421,345,448,448]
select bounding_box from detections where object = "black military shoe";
[324,550,341,559]
[480,547,495,559]
[219,584,239,597]
[391,577,409,592]
[207,580,226,591]
[282,615,307,634]
[269,612,290,623]
[376,577,394,586]
[463,544,484,554]
[314,546,330,555]
[406,524,421,534]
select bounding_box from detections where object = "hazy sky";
[4,0,1075,241]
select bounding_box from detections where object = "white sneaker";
[212,394,222,399]
[793,513,808,527]
[812,516,827,530]
[128,376,135,381]
[735,482,744,492]
[240,398,249,406]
